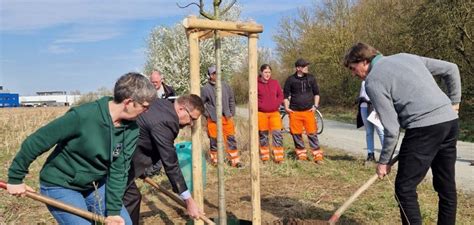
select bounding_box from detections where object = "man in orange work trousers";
[201,66,242,168]
[283,58,323,163]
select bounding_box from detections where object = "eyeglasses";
[134,100,150,110]
[183,106,199,123]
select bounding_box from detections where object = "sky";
[0,0,314,95]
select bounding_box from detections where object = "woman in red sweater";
[258,64,285,163]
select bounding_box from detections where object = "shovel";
[143,177,215,225]
[328,155,399,224]
[0,180,106,223]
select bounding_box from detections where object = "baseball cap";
[295,58,310,67]
[208,65,217,75]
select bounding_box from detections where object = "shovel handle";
[328,155,399,224]
[0,180,106,223]
[143,177,215,225]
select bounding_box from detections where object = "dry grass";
[0,108,473,225]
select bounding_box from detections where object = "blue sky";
[0,0,313,95]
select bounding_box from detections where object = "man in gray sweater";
[344,43,461,225]
[201,65,241,167]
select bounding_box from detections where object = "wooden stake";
[248,33,261,224]
[188,30,205,225]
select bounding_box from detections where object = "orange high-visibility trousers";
[207,116,240,166]
[289,110,323,162]
[258,111,284,162]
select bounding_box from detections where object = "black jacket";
[283,73,320,111]
[128,99,187,194]
[161,83,177,102]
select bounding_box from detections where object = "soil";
[138,163,347,225]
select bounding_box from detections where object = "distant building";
[20,91,81,107]
[0,93,20,107]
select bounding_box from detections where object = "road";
[236,107,474,193]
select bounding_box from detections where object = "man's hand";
[185,197,203,220]
[452,103,460,114]
[7,183,35,197]
[285,107,294,114]
[104,215,125,225]
[309,105,318,112]
[376,164,391,179]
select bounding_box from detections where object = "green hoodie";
[8,97,139,216]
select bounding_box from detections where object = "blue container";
[175,141,206,192]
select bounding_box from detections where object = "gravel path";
[236,107,474,193]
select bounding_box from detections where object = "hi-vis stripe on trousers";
[289,110,323,161]
[207,116,240,166]
[258,111,284,162]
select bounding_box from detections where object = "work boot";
[312,149,324,164]
[208,151,218,166]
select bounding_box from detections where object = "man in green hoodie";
[7,72,157,225]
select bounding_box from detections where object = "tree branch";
[221,0,236,16]
[176,1,200,9]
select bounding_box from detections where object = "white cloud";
[47,44,74,54]
[0,0,313,32]
[0,0,185,32]
[53,26,123,44]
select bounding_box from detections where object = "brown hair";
[260,64,272,72]
[343,42,380,67]
[177,94,205,114]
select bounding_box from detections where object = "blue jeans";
[360,106,384,154]
[40,182,132,225]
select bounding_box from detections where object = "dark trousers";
[395,119,458,225]
[123,181,142,225]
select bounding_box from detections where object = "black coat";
[128,99,187,194]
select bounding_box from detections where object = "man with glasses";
[123,94,205,224]
[283,58,323,163]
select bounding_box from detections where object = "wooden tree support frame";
[184,15,263,225]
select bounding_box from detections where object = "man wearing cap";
[283,58,323,163]
[201,65,242,168]
[150,70,177,101]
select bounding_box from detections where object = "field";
[0,107,473,224]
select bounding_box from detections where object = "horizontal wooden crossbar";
[182,16,263,33]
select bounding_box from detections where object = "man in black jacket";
[150,70,177,101]
[123,94,205,224]
[283,58,323,163]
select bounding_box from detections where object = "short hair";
[150,69,163,78]
[114,72,157,103]
[259,64,272,72]
[343,42,381,67]
[177,94,205,114]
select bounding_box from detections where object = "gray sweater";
[201,81,236,122]
[365,53,461,164]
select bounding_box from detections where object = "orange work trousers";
[289,110,322,161]
[258,111,284,162]
[207,116,240,166]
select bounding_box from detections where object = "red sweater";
[258,77,284,112]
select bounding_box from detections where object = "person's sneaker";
[364,153,376,166]
[366,153,376,162]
